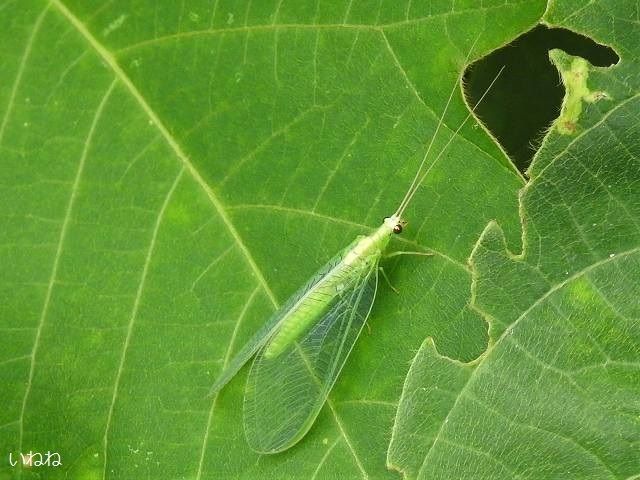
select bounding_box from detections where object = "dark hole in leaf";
[464,25,619,174]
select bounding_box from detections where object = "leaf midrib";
[49,0,279,308]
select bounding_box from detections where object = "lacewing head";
[383,215,406,234]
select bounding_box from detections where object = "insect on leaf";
[209,237,364,396]
[243,255,380,453]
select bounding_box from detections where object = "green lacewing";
[210,41,503,454]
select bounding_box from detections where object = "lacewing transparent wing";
[209,237,363,397]
[244,258,379,453]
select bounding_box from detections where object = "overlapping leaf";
[388,2,640,478]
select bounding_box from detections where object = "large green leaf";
[388,3,640,479]
[4,1,633,479]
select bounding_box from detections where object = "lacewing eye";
[393,224,403,234]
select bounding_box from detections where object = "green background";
[1,1,637,479]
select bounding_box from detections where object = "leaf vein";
[464,392,617,480]
[115,3,519,55]
[439,437,522,479]
[379,28,517,182]
[420,246,640,474]
[102,167,184,476]
[51,0,279,309]
[310,437,341,480]
[18,78,118,454]
[196,286,262,480]
[531,93,640,181]
[228,203,469,271]
[0,5,49,144]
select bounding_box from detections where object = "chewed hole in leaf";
[463,24,619,173]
